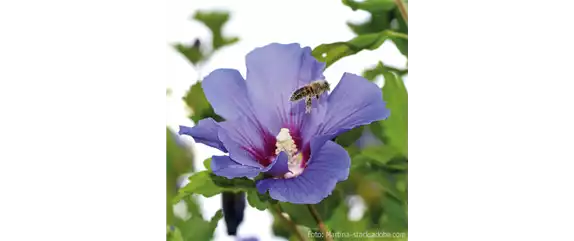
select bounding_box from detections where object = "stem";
[394,0,408,25]
[272,204,307,241]
[307,204,333,241]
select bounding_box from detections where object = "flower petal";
[218,117,275,168]
[315,73,390,138]
[178,120,227,152]
[202,68,256,121]
[262,151,289,177]
[256,139,350,204]
[245,43,325,134]
[211,155,261,178]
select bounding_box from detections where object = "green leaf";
[392,8,409,57]
[385,157,408,171]
[183,82,223,123]
[312,30,407,68]
[271,212,291,239]
[327,202,369,233]
[209,209,224,228]
[176,210,223,241]
[342,0,396,12]
[173,42,204,66]
[193,10,239,51]
[167,226,184,241]
[357,145,400,166]
[203,158,211,170]
[279,190,343,228]
[344,145,361,158]
[167,130,193,174]
[246,190,268,211]
[363,61,407,80]
[167,128,193,224]
[174,171,255,204]
[209,173,256,190]
[335,126,364,147]
[180,195,203,220]
[380,197,408,232]
[355,170,405,205]
[174,171,221,202]
[381,72,408,157]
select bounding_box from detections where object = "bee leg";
[315,94,320,100]
[305,97,312,113]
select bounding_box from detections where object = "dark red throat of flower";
[241,127,310,167]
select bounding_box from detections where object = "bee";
[290,80,330,113]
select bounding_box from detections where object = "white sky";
[166,0,407,240]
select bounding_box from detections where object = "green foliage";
[174,210,224,241]
[335,126,364,147]
[312,30,407,68]
[174,10,239,67]
[363,61,407,80]
[174,41,203,66]
[381,72,408,157]
[203,158,211,170]
[343,0,408,57]
[278,190,343,229]
[246,190,269,211]
[167,128,193,224]
[173,171,255,203]
[342,0,396,12]
[193,11,239,51]
[183,82,223,123]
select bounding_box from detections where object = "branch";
[394,0,408,25]
[307,204,333,241]
[272,204,307,241]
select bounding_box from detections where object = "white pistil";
[275,128,305,178]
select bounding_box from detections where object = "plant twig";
[307,204,333,241]
[394,0,408,25]
[272,204,307,241]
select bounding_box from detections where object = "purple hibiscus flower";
[179,43,389,204]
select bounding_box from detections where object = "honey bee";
[290,80,330,113]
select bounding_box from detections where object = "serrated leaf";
[174,43,204,66]
[193,10,239,51]
[209,209,224,228]
[183,82,223,123]
[174,171,221,202]
[174,171,255,204]
[343,0,396,12]
[381,72,408,157]
[176,209,223,241]
[335,126,364,147]
[312,30,407,68]
[246,190,268,211]
[363,61,407,80]
[209,173,255,190]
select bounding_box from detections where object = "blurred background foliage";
[167,1,407,240]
